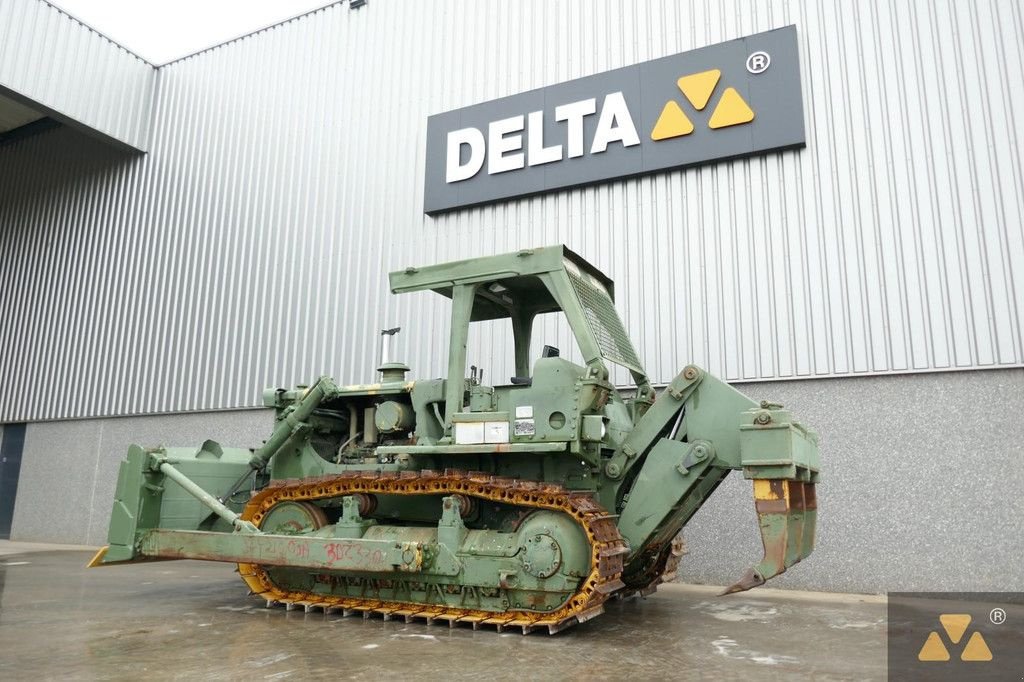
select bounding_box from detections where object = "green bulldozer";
[91,245,820,633]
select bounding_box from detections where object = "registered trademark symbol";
[746,51,771,74]
[990,607,1006,625]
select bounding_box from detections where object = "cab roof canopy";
[388,245,615,322]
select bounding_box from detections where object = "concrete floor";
[0,543,887,681]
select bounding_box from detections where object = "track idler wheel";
[257,500,328,533]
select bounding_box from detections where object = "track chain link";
[236,469,629,634]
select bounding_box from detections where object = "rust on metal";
[754,499,789,514]
[236,469,630,633]
[721,479,818,596]
[354,493,377,517]
[450,493,477,518]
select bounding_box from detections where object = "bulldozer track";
[237,469,629,634]
[619,534,687,597]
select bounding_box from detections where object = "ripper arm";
[613,365,820,593]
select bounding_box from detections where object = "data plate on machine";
[514,419,536,436]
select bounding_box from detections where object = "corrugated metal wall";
[1,0,1022,422]
[0,0,154,150]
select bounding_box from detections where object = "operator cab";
[509,344,561,386]
[390,246,656,447]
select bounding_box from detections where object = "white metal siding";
[0,0,1022,422]
[0,0,154,150]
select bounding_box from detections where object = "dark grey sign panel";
[424,25,805,214]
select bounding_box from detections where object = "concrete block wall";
[684,368,1024,593]
[10,409,273,546]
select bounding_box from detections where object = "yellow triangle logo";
[939,614,971,644]
[918,614,994,663]
[650,70,756,140]
[650,100,694,141]
[708,87,755,129]
[677,69,720,110]
[960,632,993,662]
[918,632,951,661]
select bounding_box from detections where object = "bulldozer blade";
[86,544,182,568]
[86,546,109,568]
[721,479,817,595]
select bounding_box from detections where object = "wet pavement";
[0,546,887,680]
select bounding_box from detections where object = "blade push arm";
[250,376,339,470]
[612,366,820,593]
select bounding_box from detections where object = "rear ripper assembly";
[91,245,820,634]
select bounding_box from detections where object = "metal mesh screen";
[567,270,643,373]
